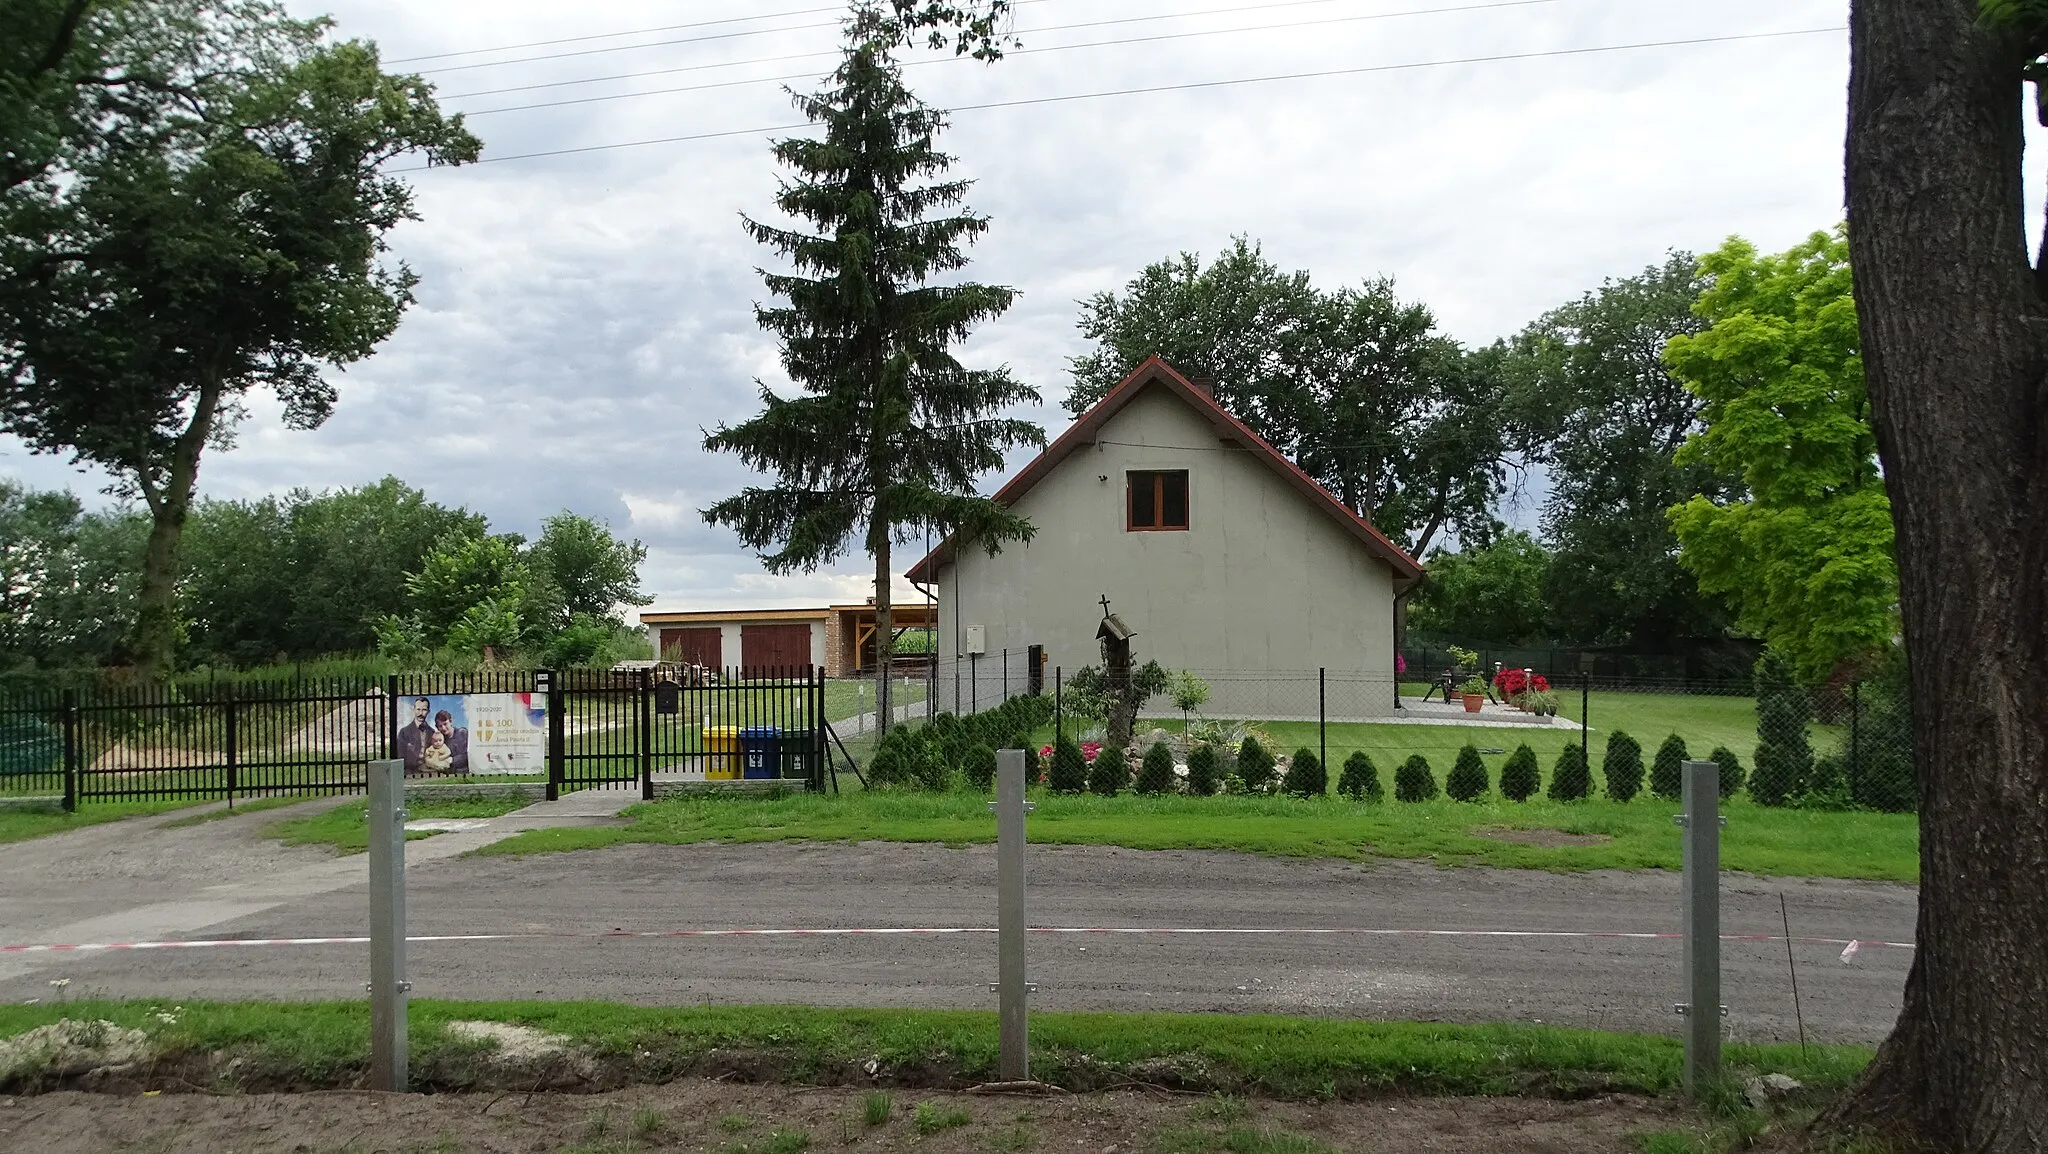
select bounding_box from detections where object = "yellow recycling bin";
[702,725,741,780]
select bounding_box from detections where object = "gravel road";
[0,806,1913,1043]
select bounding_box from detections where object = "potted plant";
[1459,677,1488,712]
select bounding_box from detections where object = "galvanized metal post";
[367,757,409,1092]
[990,749,1034,1082]
[1677,758,1722,1097]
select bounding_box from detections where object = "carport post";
[990,749,1034,1081]
[368,758,410,1092]
[1677,758,1722,1097]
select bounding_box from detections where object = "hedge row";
[864,695,1057,790]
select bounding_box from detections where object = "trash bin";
[702,725,741,780]
[739,726,782,779]
[779,728,818,785]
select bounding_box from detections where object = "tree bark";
[1822,1,2048,1147]
[131,375,222,681]
[873,535,893,736]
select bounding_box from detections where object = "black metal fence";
[0,666,830,810]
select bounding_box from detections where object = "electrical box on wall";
[964,624,986,654]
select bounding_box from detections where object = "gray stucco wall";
[931,384,1398,720]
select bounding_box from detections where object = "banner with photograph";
[394,692,547,777]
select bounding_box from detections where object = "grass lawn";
[478,790,1918,882]
[265,794,534,854]
[0,798,207,845]
[0,1000,1869,1100]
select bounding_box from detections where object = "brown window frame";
[1126,469,1190,532]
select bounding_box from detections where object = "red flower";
[1492,669,1550,696]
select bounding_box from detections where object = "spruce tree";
[1603,731,1644,802]
[1186,744,1222,796]
[964,743,998,791]
[1395,754,1438,802]
[1446,744,1489,801]
[1135,741,1177,795]
[1338,751,1383,801]
[1022,741,1042,784]
[703,4,1043,735]
[1547,742,1590,801]
[1088,746,1129,797]
[1048,734,1088,794]
[1750,649,1813,807]
[1650,734,1689,800]
[1499,744,1541,802]
[1709,745,1746,800]
[1281,748,1326,797]
[1237,736,1276,793]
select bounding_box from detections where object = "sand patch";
[1470,826,1613,848]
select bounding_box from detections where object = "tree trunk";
[1822,1,2048,1147]
[131,374,222,681]
[873,536,893,736]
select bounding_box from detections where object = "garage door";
[740,624,812,677]
[659,627,721,669]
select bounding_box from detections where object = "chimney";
[1189,376,1216,397]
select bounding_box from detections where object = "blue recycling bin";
[739,726,782,779]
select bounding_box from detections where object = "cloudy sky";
[2,0,1862,611]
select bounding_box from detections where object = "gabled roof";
[905,356,1425,589]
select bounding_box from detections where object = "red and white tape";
[0,926,1915,956]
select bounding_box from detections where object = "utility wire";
[393,26,1840,172]
[454,0,1563,118]
[388,4,852,65]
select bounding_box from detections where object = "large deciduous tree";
[1664,229,1897,683]
[1813,0,2048,1146]
[0,1,479,678]
[1406,530,1552,644]
[703,2,1041,728]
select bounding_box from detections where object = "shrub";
[866,726,921,787]
[1088,746,1128,797]
[1650,734,1689,800]
[1135,742,1177,795]
[1394,754,1438,802]
[1602,731,1644,802]
[1708,745,1745,799]
[1793,754,1854,811]
[1499,744,1540,802]
[1547,742,1590,801]
[1750,648,1813,807]
[1185,744,1222,796]
[963,743,998,792]
[1445,744,1489,801]
[912,739,952,792]
[1280,748,1325,797]
[1021,741,1041,784]
[1337,751,1382,801]
[1048,735,1088,794]
[1236,736,1276,793]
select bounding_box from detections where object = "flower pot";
[1462,693,1484,713]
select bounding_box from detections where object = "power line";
[394,26,1841,172]
[454,0,1563,118]
[387,4,849,65]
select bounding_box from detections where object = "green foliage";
[1709,745,1747,800]
[1841,653,1916,812]
[1048,735,1088,794]
[1665,228,1896,681]
[1650,734,1689,800]
[1170,670,1210,718]
[913,1103,970,1134]
[1186,744,1222,797]
[1394,754,1438,802]
[1280,748,1325,798]
[1602,731,1644,802]
[1750,650,1812,807]
[404,536,536,649]
[700,6,1041,656]
[1021,741,1041,784]
[1135,741,1177,795]
[1337,751,1383,801]
[964,743,998,792]
[862,1091,892,1126]
[1499,744,1541,802]
[1066,237,1511,554]
[1409,531,1553,643]
[0,481,143,669]
[1502,252,1732,650]
[1793,754,1854,812]
[526,512,653,629]
[1547,742,1591,802]
[866,726,922,788]
[1445,744,1490,802]
[1088,746,1128,797]
[1235,736,1276,793]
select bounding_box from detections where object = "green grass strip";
[476,791,1918,883]
[264,795,533,854]
[0,1001,1870,1100]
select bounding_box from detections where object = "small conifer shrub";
[1395,753,1438,802]
[1337,751,1382,801]
[1048,735,1088,794]
[1135,741,1177,795]
[1236,736,1276,793]
[1547,742,1590,801]
[1650,734,1689,800]
[1603,731,1644,802]
[1088,746,1129,797]
[1446,744,1490,802]
[1499,744,1541,802]
[1281,748,1325,797]
[1186,744,1222,796]
[964,743,998,792]
[1710,745,1747,799]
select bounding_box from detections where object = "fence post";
[367,757,409,1092]
[223,687,239,808]
[540,669,562,802]
[990,749,1034,1081]
[1318,668,1327,778]
[638,668,654,801]
[1054,667,1063,744]
[385,675,400,761]
[1677,758,1723,1097]
[1581,674,1590,756]
[1849,680,1862,806]
[61,688,80,813]
[971,652,979,714]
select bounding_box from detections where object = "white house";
[906,356,1424,720]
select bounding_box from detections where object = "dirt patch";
[1470,827,1614,848]
[0,1081,1693,1154]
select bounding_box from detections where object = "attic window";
[1127,470,1189,531]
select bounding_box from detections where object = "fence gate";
[646,666,826,791]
